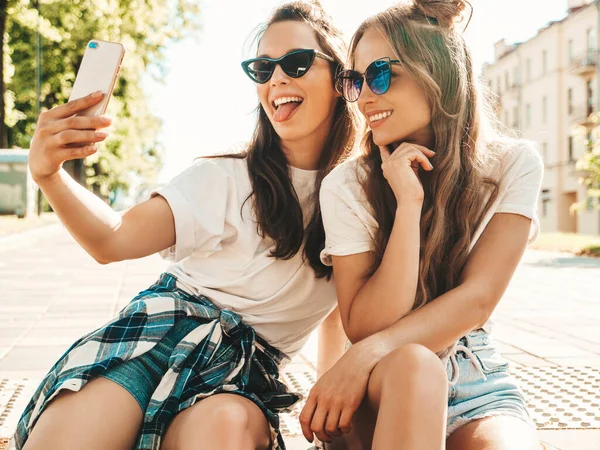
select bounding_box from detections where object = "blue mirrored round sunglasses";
[241,49,334,84]
[335,57,401,102]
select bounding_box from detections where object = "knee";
[165,396,266,450]
[192,400,254,432]
[369,344,448,395]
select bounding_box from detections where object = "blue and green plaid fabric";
[9,273,300,450]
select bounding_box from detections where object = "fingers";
[42,91,104,121]
[338,407,354,435]
[393,142,436,157]
[378,145,391,162]
[411,150,434,171]
[385,142,435,162]
[51,129,108,148]
[311,406,330,444]
[382,145,435,172]
[300,395,318,443]
[48,115,112,135]
[324,408,343,439]
[382,148,433,171]
[60,145,99,162]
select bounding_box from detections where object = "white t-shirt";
[151,157,337,358]
[319,140,544,332]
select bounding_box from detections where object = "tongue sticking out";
[274,102,301,122]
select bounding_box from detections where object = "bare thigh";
[161,393,271,450]
[326,344,448,450]
[23,377,143,450]
[446,416,541,450]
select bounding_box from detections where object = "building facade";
[483,0,600,235]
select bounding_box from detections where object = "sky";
[147,0,571,182]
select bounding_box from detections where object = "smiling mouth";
[272,96,304,123]
[368,110,393,123]
[272,96,304,109]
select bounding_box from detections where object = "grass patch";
[0,213,59,237]
[529,232,600,257]
[579,245,600,257]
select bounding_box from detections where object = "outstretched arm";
[30,92,176,264]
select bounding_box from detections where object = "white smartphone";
[68,40,125,116]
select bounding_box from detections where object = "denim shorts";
[445,329,535,436]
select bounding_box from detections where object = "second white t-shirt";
[319,140,544,333]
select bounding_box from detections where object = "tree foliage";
[2,0,200,200]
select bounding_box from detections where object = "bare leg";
[446,416,541,450]
[329,344,448,450]
[161,393,272,450]
[23,377,143,450]
[368,343,448,449]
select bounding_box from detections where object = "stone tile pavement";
[1,225,599,449]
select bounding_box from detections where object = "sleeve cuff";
[151,184,195,262]
[320,242,373,266]
[495,206,540,243]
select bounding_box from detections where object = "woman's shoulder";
[322,156,368,192]
[160,155,249,197]
[484,138,543,180]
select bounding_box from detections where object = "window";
[542,96,547,124]
[505,111,509,125]
[505,71,509,90]
[568,39,574,63]
[542,142,548,162]
[542,50,547,75]
[587,28,595,52]
[526,58,531,81]
[568,136,574,162]
[497,76,502,95]
[513,106,519,128]
[568,87,574,115]
[587,79,594,115]
[541,189,550,217]
[526,104,532,128]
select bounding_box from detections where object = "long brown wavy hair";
[350,0,500,309]
[213,1,360,279]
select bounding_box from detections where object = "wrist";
[395,200,422,217]
[32,169,62,187]
[351,334,393,374]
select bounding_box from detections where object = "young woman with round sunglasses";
[300,1,543,449]
[9,2,359,450]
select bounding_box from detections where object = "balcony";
[506,81,521,97]
[570,104,596,128]
[570,50,597,78]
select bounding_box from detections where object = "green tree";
[574,130,600,212]
[2,0,200,201]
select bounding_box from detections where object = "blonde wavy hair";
[351,0,501,314]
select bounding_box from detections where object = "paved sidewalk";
[1,226,599,449]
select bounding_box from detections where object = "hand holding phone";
[28,40,124,181]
